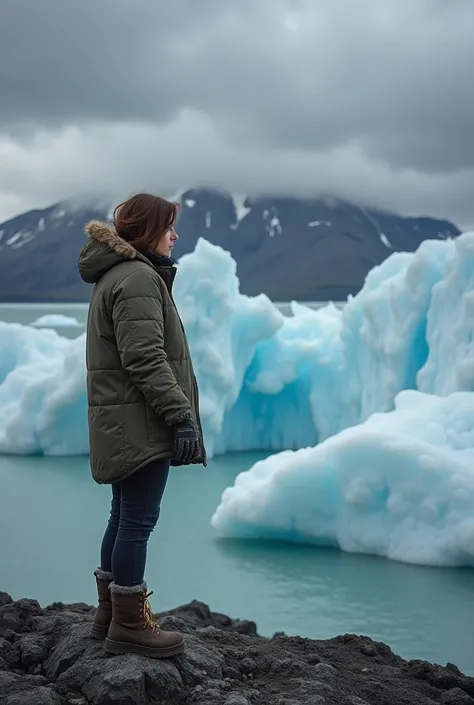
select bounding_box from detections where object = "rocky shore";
[0,591,473,705]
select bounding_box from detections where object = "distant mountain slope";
[0,189,460,302]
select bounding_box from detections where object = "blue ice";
[2,233,474,565]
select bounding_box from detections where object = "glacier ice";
[0,234,472,456]
[0,323,87,454]
[2,233,474,566]
[211,390,474,567]
[0,239,286,457]
[211,231,474,567]
[31,314,83,328]
[417,233,474,396]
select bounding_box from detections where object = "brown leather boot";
[90,568,113,639]
[105,582,184,658]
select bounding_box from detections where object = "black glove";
[172,418,201,465]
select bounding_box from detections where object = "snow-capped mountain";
[0,188,460,302]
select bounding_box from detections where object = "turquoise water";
[1,304,474,674]
[0,302,90,337]
[1,453,474,674]
[0,300,339,331]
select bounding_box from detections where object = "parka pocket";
[145,404,169,445]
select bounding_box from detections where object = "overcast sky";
[1,0,473,227]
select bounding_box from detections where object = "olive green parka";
[78,220,206,484]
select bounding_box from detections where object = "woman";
[78,193,206,659]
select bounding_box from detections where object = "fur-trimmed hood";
[78,220,142,284]
[84,220,138,259]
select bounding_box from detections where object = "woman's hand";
[172,418,202,464]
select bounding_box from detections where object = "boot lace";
[140,591,160,633]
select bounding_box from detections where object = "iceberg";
[2,232,474,567]
[31,314,83,328]
[211,390,474,567]
[0,239,344,457]
[0,235,471,458]
[0,323,87,455]
[211,231,474,567]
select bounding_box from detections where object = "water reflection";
[213,537,474,673]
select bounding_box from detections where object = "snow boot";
[90,568,113,639]
[105,582,184,658]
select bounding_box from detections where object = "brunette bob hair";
[113,193,179,252]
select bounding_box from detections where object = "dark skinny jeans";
[100,459,170,587]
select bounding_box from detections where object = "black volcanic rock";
[0,190,460,302]
[0,591,473,705]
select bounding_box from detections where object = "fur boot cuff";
[109,581,147,595]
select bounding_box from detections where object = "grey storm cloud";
[0,0,473,227]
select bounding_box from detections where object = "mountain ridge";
[0,188,461,302]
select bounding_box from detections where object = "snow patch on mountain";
[231,193,251,224]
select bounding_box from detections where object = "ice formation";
[2,232,474,566]
[211,390,474,567]
[31,314,83,328]
[211,232,474,567]
[0,324,87,454]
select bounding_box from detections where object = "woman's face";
[155,225,179,257]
